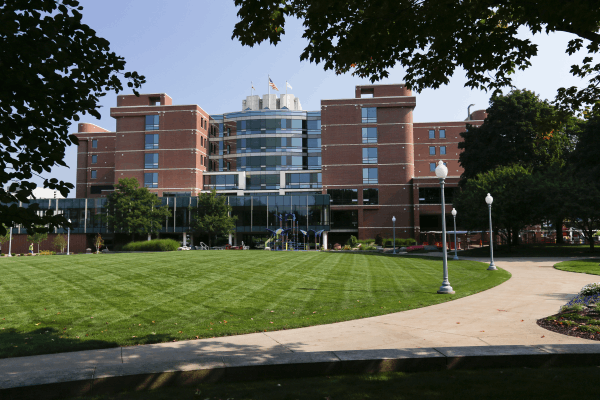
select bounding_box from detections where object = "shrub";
[579,283,600,297]
[363,245,377,250]
[39,250,56,256]
[11,253,15,257]
[347,235,358,248]
[122,239,180,252]
[375,233,383,246]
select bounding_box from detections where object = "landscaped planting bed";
[0,251,510,358]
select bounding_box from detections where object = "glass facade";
[362,148,378,164]
[145,153,159,169]
[206,109,322,194]
[3,195,330,235]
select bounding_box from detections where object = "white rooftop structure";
[242,94,302,111]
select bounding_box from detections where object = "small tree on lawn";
[105,178,171,242]
[53,234,67,253]
[27,227,48,254]
[190,189,237,247]
[0,224,10,254]
[94,233,104,254]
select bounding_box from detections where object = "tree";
[0,225,10,254]
[53,234,67,253]
[94,233,104,254]
[453,165,537,247]
[233,1,600,115]
[27,228,48,254]
[0,0,145,236]
[105,178,171,242]
[458,90,571,185]
[190,189,237,247]
[562,179,600,251]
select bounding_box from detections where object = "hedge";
[122,239,180,252]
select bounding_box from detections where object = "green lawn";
[554,259,600,275]
[0,251,509,359]
[68,367,600,400]
[460,244,600,257]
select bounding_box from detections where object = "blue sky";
[41,0,595,196]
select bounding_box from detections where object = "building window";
[145,153,159,169]
[328,189,358,205]
[419,187,457,204]
[429,130,435,139]
[363,168,378,184]
[429,146,436,155]
[440,146,446,155]
[91,170,97,179]
[363,188,379,205]
[440,129,446,138]
[227,162,231,171]
[144,173,158,188]
[430,162,436,172]
[91,155,97,164]
[91,139,98,148]
[362,147,378,164]
[362,127,377,143]
[145,115,160,130]
[145,134,159,149]
[361,107,377,123]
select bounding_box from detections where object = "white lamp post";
[392,216,397,254]
[485,193,497,270]
[451,208,459,260]
[67,219,71,256]
[435,161,454,294]
[8,226,12,257]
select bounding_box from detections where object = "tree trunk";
[511,227,519,246]
[555,218,563,244]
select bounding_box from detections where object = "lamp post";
[485,193,497,271]
[392,216,397,254]
[435,161,454,294]
[67,219,71,256]
[451,208,459,260]
[7,226,12,257]
[467,104,475,120]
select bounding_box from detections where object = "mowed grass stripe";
[0,252,510,358]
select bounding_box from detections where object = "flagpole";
[286,81,288,96]
[268,75,270,95]
[251,81,253,97]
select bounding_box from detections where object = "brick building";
[72,84,486,246]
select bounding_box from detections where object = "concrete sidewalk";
[2,257,600,398]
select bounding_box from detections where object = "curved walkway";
[3,257,600,394]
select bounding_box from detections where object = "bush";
[122,239,180,252]
[347,235,358,248]
[579,283,600,297]
[375,233,383,246]
[363,245,377,250]
[39,250,56,256]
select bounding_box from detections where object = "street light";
[392,216,397,254]
[67,219,71,256]
[435,161,454,294]
[467,104,475,120]
[485,193,497,271]
[451,208,459,260]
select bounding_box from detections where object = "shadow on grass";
[0,327,121,360]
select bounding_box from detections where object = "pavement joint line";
[262,331,295,353]
[476,337,493,346]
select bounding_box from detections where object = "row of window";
[428,129,446,139]
[328,188,379,205]
[429,146,447,155]
[429,162,448,172]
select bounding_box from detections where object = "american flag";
[269,77,279,91]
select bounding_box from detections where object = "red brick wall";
[2,234,88,255]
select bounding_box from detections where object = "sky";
[36,0,596,196]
